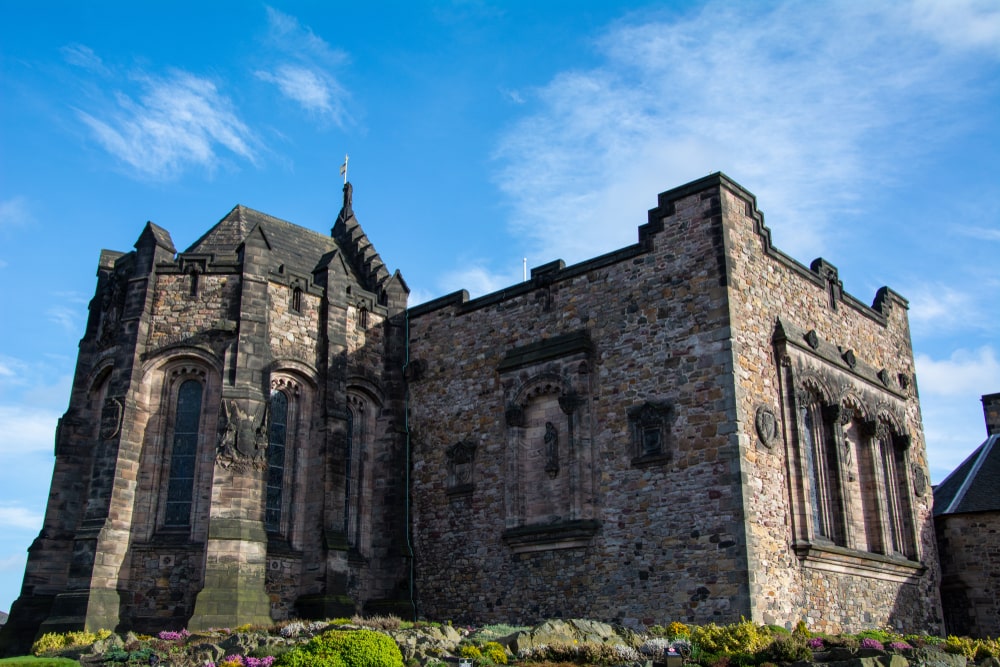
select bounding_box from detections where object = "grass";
[0,658,81,666]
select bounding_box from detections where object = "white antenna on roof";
[339,154,349,184]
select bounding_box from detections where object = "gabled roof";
[185,204,343,279]
[934,434,1000,515]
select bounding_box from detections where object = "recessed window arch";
[264,372,313,540]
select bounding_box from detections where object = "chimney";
[983,392,1000,436]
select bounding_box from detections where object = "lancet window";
[165,379,203,527]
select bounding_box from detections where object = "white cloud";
[493,1,1000,266]
[0,197,30,228]
[0,405,59,457]
[0,506,43,532]
[258,8,350,125]
[910,0,1000,55]
[438,264,523,298]
[915,346,999,397]
[77,69,258,180]
[915,346,999,482]
[0,553,27,572]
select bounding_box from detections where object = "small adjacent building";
[933,393,1000,638]
[1,173,944,654]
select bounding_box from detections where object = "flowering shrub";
[207,656,276,667]
[157,629,192,641]
[888,641,913,650]
[31,628,113,655]
[482,641,508,665]
[807,637,825,649]
[860,638,885,650]
[516,641,639,665]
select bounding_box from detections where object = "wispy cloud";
[0,406,59,457]
[0,197,31,229]
[494,1,1000,265]
[257,7,350,126]
[956,226,1000,242]
[0,505,43,532]
[46,306,81,334]
[906,283,991,337]
[77,69,258,180]
[60,43,109,75]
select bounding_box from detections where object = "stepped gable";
[331,182,393,297]
[185,204,341,278]
[934,433,1000,515]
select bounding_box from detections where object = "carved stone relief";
[217,400,269,471]
[755,405,779,449]
[99,397,124,441]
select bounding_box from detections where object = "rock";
[508,618,638,655]
[904,648,968,667]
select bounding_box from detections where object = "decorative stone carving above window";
[446,440,476,497]
[628,401,674,467]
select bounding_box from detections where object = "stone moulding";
[502,519,601,554]
[497,331,594,373]
[773,317,907,399]
[794,541,926,584]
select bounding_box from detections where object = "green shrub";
[692,620,771,655]
[459,644,483,660]
[0,659,82,666]
[758,634,812,664]
[482,641,508,665]
[277,629,403,667]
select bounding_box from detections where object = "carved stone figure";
[217,400,269,470]
[544,421,559,478]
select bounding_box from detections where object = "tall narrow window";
[165,380,202,527]
[266,391,288,532]
[291,287,303,314]
[344,409,354,540]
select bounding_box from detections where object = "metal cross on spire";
[339,154,349,184]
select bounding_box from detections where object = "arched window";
[797,388,846,545]
[266,390,289,532]
[165,379,202,527]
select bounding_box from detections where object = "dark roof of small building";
[934,433,1000,515]
[185,204,345,279]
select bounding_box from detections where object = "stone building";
[1,173,943,651]
[933,393,1000,638]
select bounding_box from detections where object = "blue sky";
[1,1,998,615]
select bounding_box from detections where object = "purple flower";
[888,642,912,650]
[860,638,885,650]
[807,638,825,649]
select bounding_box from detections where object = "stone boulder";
[506,618,640,655]
[389,624,464,662]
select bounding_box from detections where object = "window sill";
[631,452,671,468]
[503,519,600,553]
[794,541,925,583]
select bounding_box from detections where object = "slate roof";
[933,433,1000,515]
[185,205,348,280]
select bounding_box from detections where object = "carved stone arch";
[265,358,319,392]
[795,372,833,407]
[839,392,870,428]
[343,380,383,556]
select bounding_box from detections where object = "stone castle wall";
[716,182,942,633]
[407,182,748,626]
[407,174,942,632]
[936,512,1000,639]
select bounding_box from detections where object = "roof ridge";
[943,434,997,514]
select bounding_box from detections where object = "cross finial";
[339,154,349,184]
